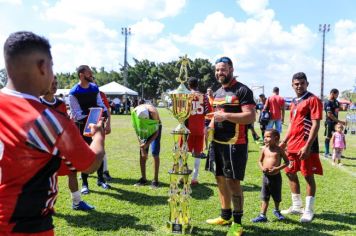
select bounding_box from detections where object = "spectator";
[0,31,104,235]
[264,87,285,133]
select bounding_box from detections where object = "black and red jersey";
[287,92,323,153]
[0,88,96,234]
[212,79,256,144]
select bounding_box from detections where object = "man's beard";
[84,76,93,83]
[217,73,233,85]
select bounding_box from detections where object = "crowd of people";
[0,31,348,236]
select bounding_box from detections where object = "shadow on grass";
[317,212,356,225]
[190,184,214,200]
[91,186,168,206]
[342,163,356,167]
[55,211,154,232]
[192,226,227,235]
[341,156,356,160]
[95,177,170,188]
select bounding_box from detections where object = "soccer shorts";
[209,141,248,180]
[285,152,323,176]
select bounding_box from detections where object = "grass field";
[53,109,356,236]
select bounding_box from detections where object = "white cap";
[135,106,149,119]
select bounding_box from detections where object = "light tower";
[319,24,330,100]
[121,27,131,114]
[121,27,131,87]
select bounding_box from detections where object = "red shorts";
[187,134,204,155]
[2,230,54,236]
[285,152,323,176]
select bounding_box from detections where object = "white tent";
[99,81,138,96]
[55,89,70,96]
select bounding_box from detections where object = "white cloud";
[238,0,269,16]
[0,0,21,5]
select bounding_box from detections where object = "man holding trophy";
[206,56,256,236]
[132,103,162,188]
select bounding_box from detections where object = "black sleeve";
[236,84,256,106]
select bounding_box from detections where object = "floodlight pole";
[319,24,330,100]
[121,27,131,114]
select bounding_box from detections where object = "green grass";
[53,109,356,236]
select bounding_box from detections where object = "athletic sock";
[232,210,243,224]
[292,193,302,209]
[305,196,315,212]
[221,208,232,221]
[71,190,81,205]
[192,158,201,180]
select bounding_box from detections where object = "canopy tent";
[99,81,138,96]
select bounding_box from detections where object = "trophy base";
[167,221,193,234]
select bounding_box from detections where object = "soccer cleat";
[97,181,111,189]
[227,223,243,236]
[134,177,148,186]
[81,185,89,195]
[191,179,199,186]
[151,180,159,189]
[103,171,112,181]
[273,210,285,221]
[72,201,95,211]
[281,206,303,215]
[206,216,232,225]
[300,210,314,223]
[251,214,267,223]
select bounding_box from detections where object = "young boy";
[252,129,289,222]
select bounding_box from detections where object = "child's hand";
[268,167,279,175]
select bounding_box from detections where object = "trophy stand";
[166,55,194,234]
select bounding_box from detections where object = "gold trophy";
[166,55,194,234]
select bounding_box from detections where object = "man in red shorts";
[186,77,212,185]
[0,31,105,235]
[280,72,323,223]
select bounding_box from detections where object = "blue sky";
[1,0,356,97]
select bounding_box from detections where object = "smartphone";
[83,107,103,137]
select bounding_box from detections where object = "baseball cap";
[135,106,149,119]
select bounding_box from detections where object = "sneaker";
[72,201,95,211]
[103,171,112,181]
[191,179,199,186]
[206,216,232,225]
[338,163,343,166]
[324,153,330,158]
[332,162,336,166]
[281,206,303,215]
[97,181,111,189]
[151,180,159,189]
[300,210,314,223]
[251,214,267,223]
[227,223,243,236]
[81,185,89,195]
[273,210,285,221]
[134,177,147,186]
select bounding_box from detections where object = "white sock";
[292,193,302,209]
[71,190,81,205]
[305,196,315,212]
[103,154,108,172]
[192,158,201,180]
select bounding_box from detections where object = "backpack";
[259,110,271,125]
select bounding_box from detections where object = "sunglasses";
[215,57,233,66]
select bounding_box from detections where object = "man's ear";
[37,59,46,75]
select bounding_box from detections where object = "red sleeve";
[100,92,110,109]
[55,119,96,172]
[310,96,323,120]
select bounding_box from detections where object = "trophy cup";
[345,81,356,135]
[166,55,194,234]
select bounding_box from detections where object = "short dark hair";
[77,65,89,77]
[259,93,265,98]
[292,72,308,81]
[266,128,280,140]
[273,87,279,93]
[4,31,51,63]
[330,88,339,94]
[215,56,233,67]
[188,77,198,89]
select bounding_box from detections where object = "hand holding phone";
[83,107,103,137]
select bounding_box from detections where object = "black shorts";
[324,122,336,138]
[207,141,248,180]
[261,173,282,202]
